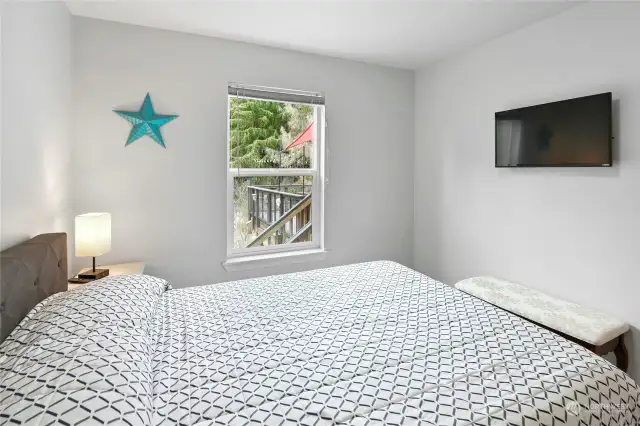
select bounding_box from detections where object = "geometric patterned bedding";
[1,261,638,425]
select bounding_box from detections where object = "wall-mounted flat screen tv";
[495,92,612,167]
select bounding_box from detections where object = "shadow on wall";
[1,234,31,251]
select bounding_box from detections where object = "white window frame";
[226,85,325,260]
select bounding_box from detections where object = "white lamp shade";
[75,213,111,257]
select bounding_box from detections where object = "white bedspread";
[1,261,638,425]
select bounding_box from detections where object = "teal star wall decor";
[114,93,178,148]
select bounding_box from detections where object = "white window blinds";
[228,83,324,106]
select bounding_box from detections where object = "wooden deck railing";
[247,185,312,247]
[247,185,305,228]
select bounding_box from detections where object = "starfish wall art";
[114,93,178,148]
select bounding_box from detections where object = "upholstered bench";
[455,276,630,372]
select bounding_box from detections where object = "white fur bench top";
[455,276,628,346]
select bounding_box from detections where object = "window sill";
[223,248,327,272]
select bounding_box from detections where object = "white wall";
[72,18,414,287]
[414,2,640,379]
[0,2,72,250]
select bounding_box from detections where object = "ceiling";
[66,0,582,70]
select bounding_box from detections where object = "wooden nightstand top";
[68,262,146,290]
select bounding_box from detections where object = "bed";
[0,238,638,425]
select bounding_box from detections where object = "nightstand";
[68,262,146,290]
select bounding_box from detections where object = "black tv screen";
[495,92,612,167]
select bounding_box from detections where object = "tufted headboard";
[0,233,68,342]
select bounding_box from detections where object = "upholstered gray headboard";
[0,233,68,342]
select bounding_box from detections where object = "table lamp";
[75,213,111,280]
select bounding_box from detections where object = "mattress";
[0,261,638,425]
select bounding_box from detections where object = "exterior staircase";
[246,185,312,247]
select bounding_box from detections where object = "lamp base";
[78,268,109,280]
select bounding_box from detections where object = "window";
[227,84,325,259]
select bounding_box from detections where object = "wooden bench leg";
[614,335,629,373]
